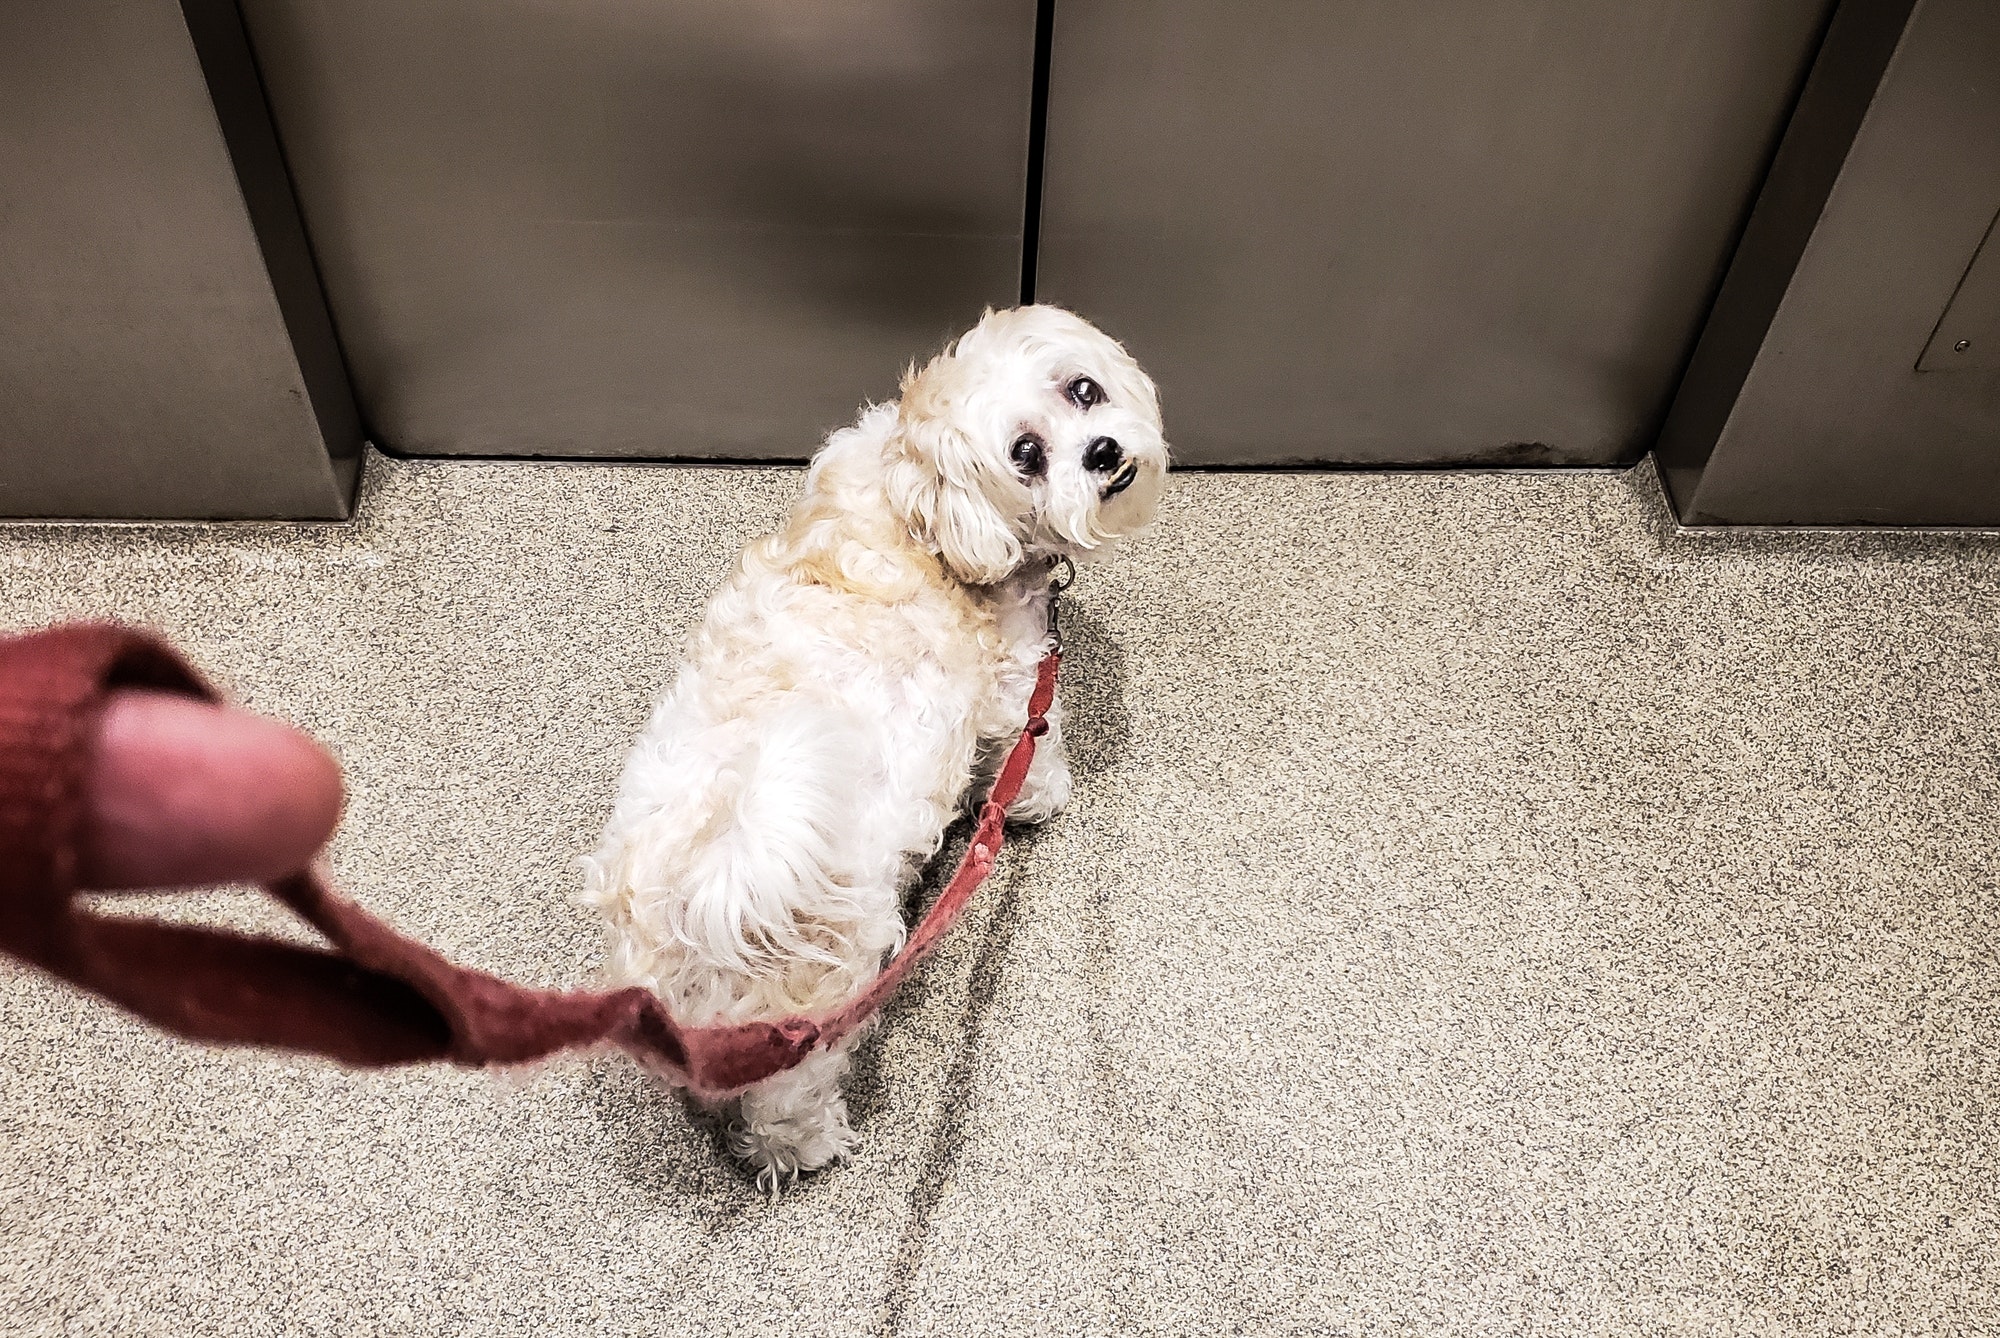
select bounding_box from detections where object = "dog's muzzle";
[1101,461,1140,500]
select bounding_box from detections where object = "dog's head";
[885,305,1168,585]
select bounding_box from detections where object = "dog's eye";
[1009,435,1047,478]
[1066,377,1104,409]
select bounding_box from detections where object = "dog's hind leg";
[728,1044,859,1195]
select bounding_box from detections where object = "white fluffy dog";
[581,305,1168,1190]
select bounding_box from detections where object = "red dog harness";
[0,621,1060,1096]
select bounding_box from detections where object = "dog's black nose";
[1083,437,1123,473]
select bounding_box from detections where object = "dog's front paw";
[1008,761,1072,825]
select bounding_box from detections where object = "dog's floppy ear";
[887,364,1022,586]
[884,414,1024,588]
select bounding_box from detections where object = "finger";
[81,690,346,890]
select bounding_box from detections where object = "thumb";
[81,690,346,890]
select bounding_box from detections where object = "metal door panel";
[1659,0,2000,526]
[236,1,1037,458]
[1918,208,2000,373]
[1036,1,1835,466]
[0,0,359,518]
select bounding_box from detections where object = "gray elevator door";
[235,1,1036,458]
[1036,2,1836,466]
[0,0,359,518]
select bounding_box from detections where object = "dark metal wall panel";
[0,0,360,520]
[1917,212,2000,373]
[1658,0,2000,526]
[235,1,1039,459]
[1034,1,1834,467]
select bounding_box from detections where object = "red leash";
[0,610,1064,1096]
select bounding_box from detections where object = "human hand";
[82,690,345,890]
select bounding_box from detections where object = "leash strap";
[817,649,1057,1050]
[0,622,1058,1096]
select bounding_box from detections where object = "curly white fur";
[581,306,1168,1192]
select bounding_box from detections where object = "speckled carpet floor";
[2,451,1997,1336]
